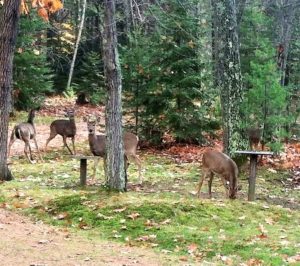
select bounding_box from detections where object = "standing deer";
[8,109,43,163]
[45,109,76,155]
[247,127,262,150]
[197,150,238,199]
[84,116,142,183]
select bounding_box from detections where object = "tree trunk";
[212,0,248,156]
[66,0,87,90]
[0,0,21,181]
[277,0,297,86]
[102,0,126,191]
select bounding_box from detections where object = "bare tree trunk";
[0,0,21,181]
[236,0,248,25]
[277,0,297,86]
[212,0,248,156]
[102,0,126,191]
[66,0,87,90]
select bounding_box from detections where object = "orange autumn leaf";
[42,0,63,13]
[38,7,49,21]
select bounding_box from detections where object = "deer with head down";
[8,109,43,163]
[197,150,238,199]
[84,115,143,183]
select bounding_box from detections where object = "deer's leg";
[197,170,208,198]
[93,157,101,181]
[208,172,214,198]
[71,137,76,155]
[220,176,229,198]
[45,132,57,151]
[62,136,73,155]
[8,130,16,157]
[24,141,34,163]
[33,137,43,162]
[127,154,143,184]
[103,155,108,184]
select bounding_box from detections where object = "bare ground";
[0,208,172,266]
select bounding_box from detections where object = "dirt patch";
[0,208,172,266]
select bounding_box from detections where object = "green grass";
[1,148,299,265]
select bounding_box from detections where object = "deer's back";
[123,132,138,154]
[15,123,35,140]
[203,150,238,178]
[50,119,76,137]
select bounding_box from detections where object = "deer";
[197,150,238,199]
[8,109,43,163]
[45,109,76,155]
[247,126,262,150]
[84,116,142,183]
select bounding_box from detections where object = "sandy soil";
[0,208,171,266]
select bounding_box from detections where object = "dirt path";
[0,208,173,266]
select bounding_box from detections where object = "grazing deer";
[84,116,142,183]
[45,109,76,155]
[247,127,262,150]
[197,150,238,199]
[8,109,43,163]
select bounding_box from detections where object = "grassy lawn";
[1,147,299,265]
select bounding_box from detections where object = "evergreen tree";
[240,5,290,151]
[14,15,54,110]
[121,0,217,144]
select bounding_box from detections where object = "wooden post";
[248,154,258,201]
[235,151,273,201]
[80,158,87,186]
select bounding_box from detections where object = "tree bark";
[102,0,126,191]
[0,0,21,181]
[212,0,248,156]
[277,0,297,86]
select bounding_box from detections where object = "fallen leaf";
[160,219,171,225]
[187,243,198,254]
[264,217,275,225]
[127,212,140,220]
[55,212,68,220]
[97,213,114,220]
[286,254,300,263]
[246,258,263,266]
[113,207,127,213]
[38,239,49,244]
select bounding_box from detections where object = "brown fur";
[197,150,238,199]
[85,117,143,183]
[45,109,76,155]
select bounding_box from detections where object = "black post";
[80,158,87,186]
[248,154,258,201]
